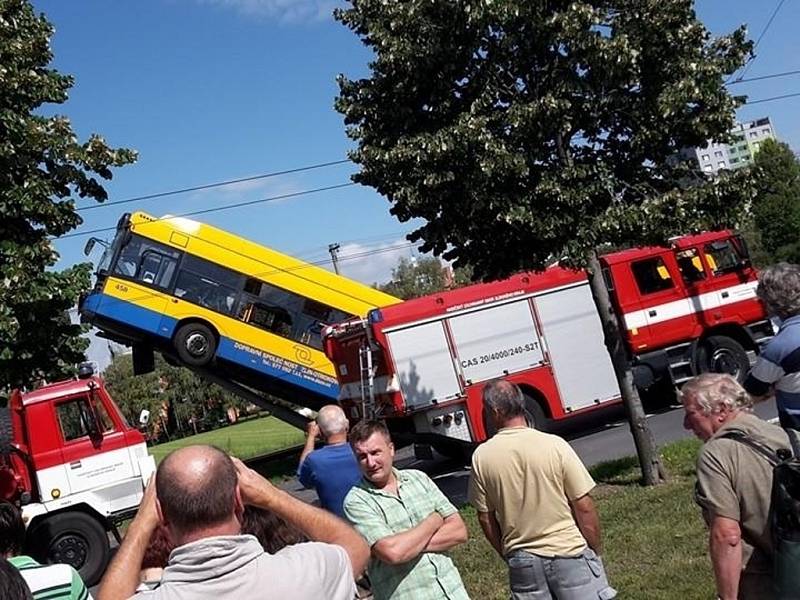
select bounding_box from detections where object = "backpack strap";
[717,430,782,467]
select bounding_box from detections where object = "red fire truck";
[323,230,773,455]
[0,368,152,586]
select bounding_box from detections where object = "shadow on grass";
[247,453,301,483]
[590,455,642,486]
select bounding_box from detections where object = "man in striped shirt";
[744,264,800,443]
[0,502,92,600]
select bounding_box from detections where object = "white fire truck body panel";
[385,321,462,409]
[535,282,620,411]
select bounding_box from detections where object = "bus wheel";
[694,335,749,382]
[175,323,217,366]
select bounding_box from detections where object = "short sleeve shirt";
[694,414,791,575]
[469,427,595,557]
[297,443,362,517]
[744,315,800,428]
[9,555,92,600]
[343,469,469,600]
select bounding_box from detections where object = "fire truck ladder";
[358,341,377,420]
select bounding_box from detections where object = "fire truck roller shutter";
[26,510,110,587]
[693,335,750,382]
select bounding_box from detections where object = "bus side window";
[138,250,177,288]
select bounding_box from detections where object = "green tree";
[380,256,450,299]
[103,353,250,439]
[750,139,800,264]
[336,0,752,484]
[0,0,136,390]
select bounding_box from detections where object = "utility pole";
[328,243,341,274]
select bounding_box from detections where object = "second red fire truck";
[323,230,773,455]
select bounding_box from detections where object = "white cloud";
[197,0,341,23]
[335,239,415,286]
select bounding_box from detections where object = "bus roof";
[128,211,400,313]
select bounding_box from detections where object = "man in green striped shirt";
[344,420,470,600]
[1,502,92,600]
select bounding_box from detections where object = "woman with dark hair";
[0,558,33,600]
[136,523,174,592]
[241,505,307,553]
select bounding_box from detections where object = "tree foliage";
[103,353,250,439]
[750,139,800,264]
[336,0,753,280]
[0,0,136,390]
[379,256,472,299]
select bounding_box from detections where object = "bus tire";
[174,322,217,366]
[694,335,750,382]
[26,512,110,587]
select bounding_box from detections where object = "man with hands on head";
[297,404,362,517]
[98,444,369,600]
[343,420,470,600]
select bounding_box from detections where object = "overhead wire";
[728,0,786,83]
[743,92,800,105]
[726,69,800,86]
[76,159,351,212]
[59,182,357,240]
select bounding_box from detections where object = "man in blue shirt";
[297,405,361,517]
[744,263,800,449]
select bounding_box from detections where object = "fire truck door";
[52,396,137,499]
[385,321,462,410]
[698,240,759,323]
[628,254,692,348]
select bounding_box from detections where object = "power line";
[76,159,351,212]
[726,69,800,86]
[59,182,357,240]
[730,0,786,83]
[744,92,800,105]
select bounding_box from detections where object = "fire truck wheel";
[27,512,110,587]
[523,395,550,432]
[695,335,750,382]
[174,322,217,366]
[0,407,12,455]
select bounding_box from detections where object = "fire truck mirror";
[139,409,151,427]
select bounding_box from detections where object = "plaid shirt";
[344,468,469,600]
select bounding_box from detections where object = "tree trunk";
[587,252,666,485]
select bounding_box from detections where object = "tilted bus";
[79,212,399,409]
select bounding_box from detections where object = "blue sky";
[36,0,800,287]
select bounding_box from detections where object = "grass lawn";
[148,415,304,463]
[452,438,716,600]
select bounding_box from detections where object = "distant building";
[678,117,777,175]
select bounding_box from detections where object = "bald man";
[297,405,361,517]
[98,445,369,600]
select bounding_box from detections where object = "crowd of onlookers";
[1,262,799,599]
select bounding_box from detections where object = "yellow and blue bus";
[79,212,399,407]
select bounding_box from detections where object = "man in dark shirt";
[297,405,361,517]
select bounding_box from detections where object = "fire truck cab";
[0,370,151,586]
[602,230,772,389]
[323,230,771,456]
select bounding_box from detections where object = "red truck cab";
[0,372,151,586]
